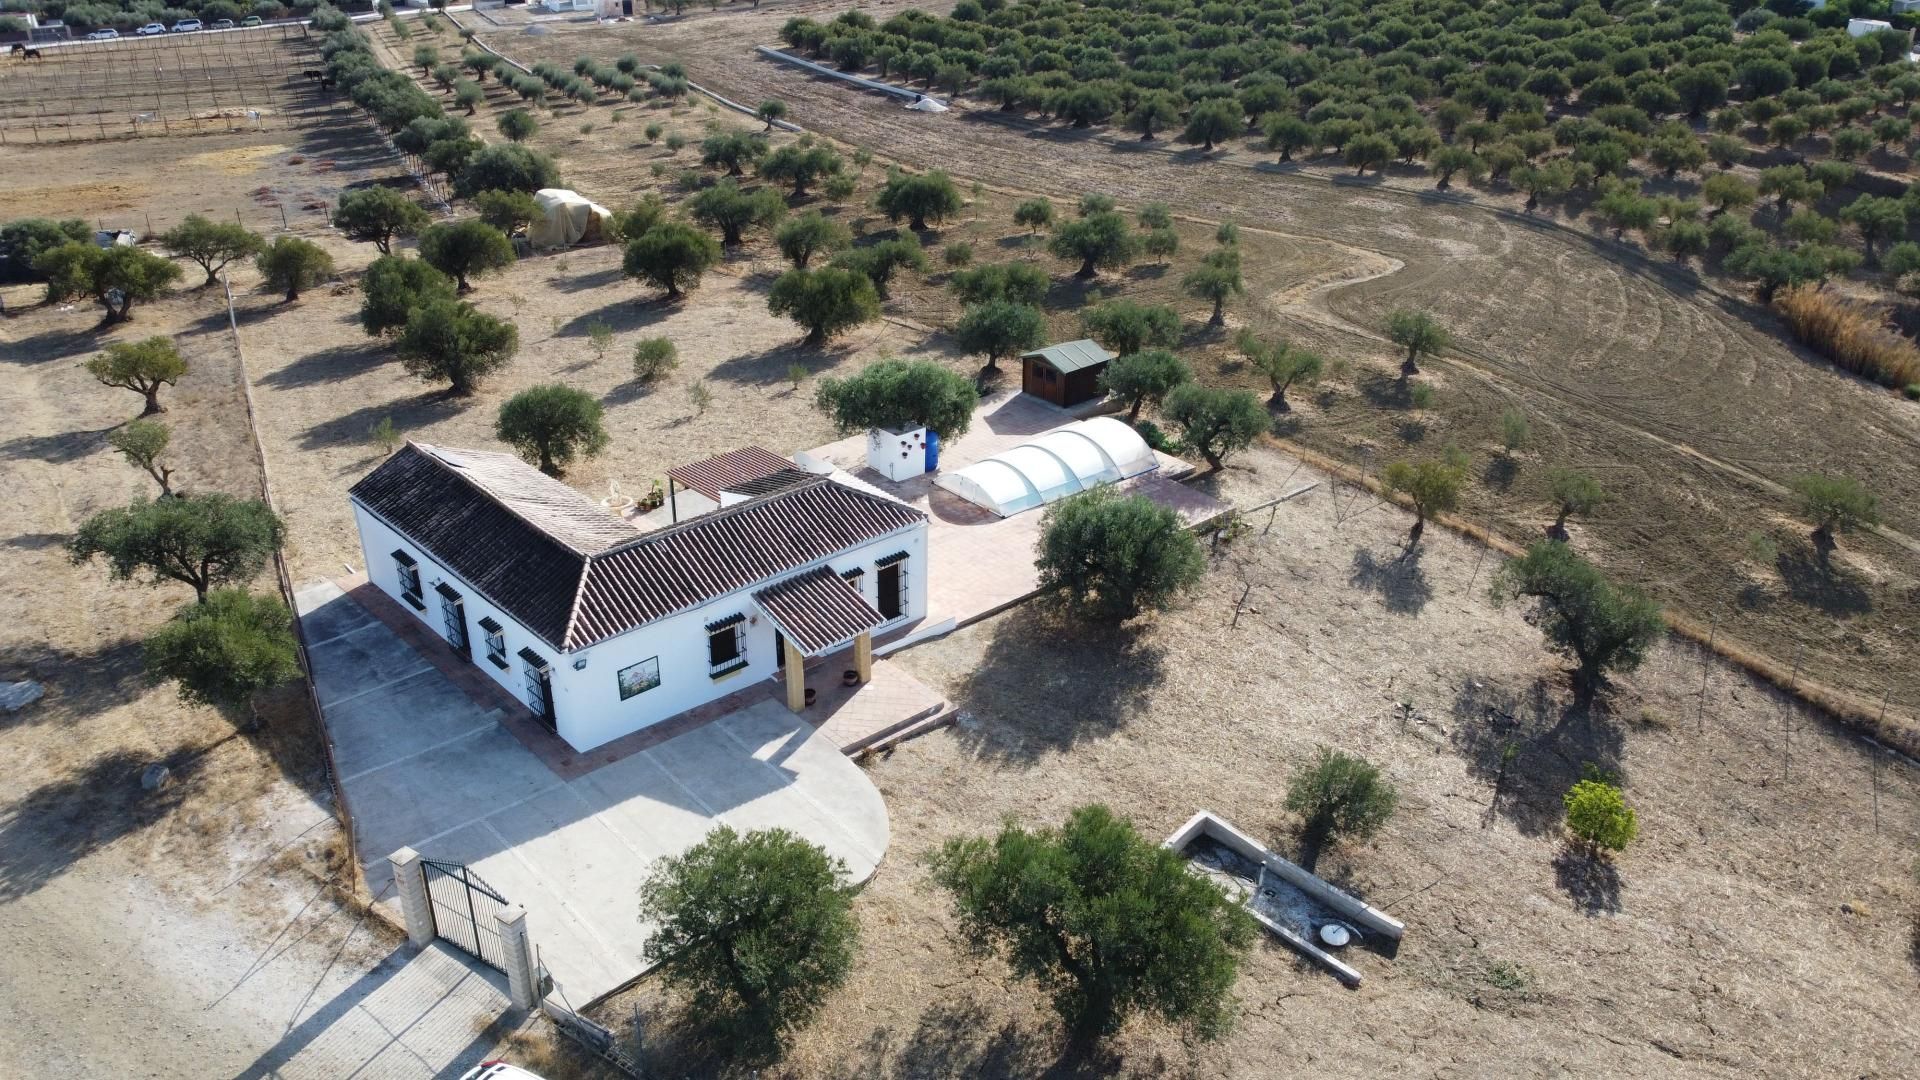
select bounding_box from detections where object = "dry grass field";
[467,7,1920,748]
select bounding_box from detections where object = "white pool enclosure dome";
[935,417,1159,517]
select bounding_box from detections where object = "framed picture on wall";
[617,656,661,700]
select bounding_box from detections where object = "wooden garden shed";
[1019,339,1115,408]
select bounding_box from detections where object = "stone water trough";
[1164,811,1405,987]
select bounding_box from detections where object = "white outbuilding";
[934,417,1159,517]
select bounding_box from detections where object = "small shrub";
[1408,382,1437,409]
[1135,419,1182,453]
[688,380,715,415]
[1564,778,1638,853]
[665,133,687,152]
[632,337,679,382]
[367,416,402,455]
[645,122,663,142]
[944,241,974,267]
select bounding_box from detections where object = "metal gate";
[422,859,509,973]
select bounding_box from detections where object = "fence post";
[389,847,435,949]
[495,903,540,1010]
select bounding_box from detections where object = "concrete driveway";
[295,580,891,1003]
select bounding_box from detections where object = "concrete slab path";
[296,580,891,1004]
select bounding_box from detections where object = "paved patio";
[801,390,1232,625]
[295,579,893,1004]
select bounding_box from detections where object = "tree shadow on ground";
[1551,843,1623,916]
[1356,370,1416,409]
[554,295,674,337]
[0,323,103,366]
[1483,455,1518,492]
[1773,543,1873,617]
[707,339,859,386]
[1447,675,1624,838]
[256,342,387,389]
[0,745,202,902]
[0,423,112,464]
[602,377,665,407]
[297,391,462,450]
[6,532,67,551]
[821,996,1165,1080]
[547,263,624,294]
[1348,545,1434,615]
[948,602,1166,766]
[0,638,150,731]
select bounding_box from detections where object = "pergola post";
[784,636,806,712]
[854,631,873,684]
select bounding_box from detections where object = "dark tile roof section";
[350,444,590,649]
[754,566,886,655]
[668,446,792,502]
[422,444,643,554]
[567,475,924,649]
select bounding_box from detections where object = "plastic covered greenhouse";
[934,417,1158,517]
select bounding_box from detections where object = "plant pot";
[842,669,859,687]
[803,687,817,706]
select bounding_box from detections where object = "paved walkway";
[295,580,892,1004]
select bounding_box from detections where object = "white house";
[350,443,928,751]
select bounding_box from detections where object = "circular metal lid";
[1319,923,1352,948]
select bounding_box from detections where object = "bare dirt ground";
[474,9,1920,745]
[601,444,1920,1079]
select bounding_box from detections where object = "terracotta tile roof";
[351,445,925,653]
[668,446,792,501]
[754,566,886,655]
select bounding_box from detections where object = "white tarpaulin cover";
[907,96,951,112]
[529,188,613,251]
[935,417,1158,517]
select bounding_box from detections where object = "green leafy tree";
[158,215,264,286]
[1841,194,1907,262]
[1285,747,1399,871]
[1381,457,1465,548]
[1499,407,1530,457]
[1512,159,1575,211]
[1264,114,1315,161]
[419,219,515,291]
[1126,91,1183,141]
[632,337,679,383]
[1564,779,1638,854]
[472,189,541,235]
[1049,210,1138,278]
[1099,349,1191,421]
[690,180,787,245]
[143,589,300,709]
[610,195,668,244]
[455,144,559,198]
[397,299,519,394]
[1647,135,1707,178]
[86,336,187,416]
[1596,189,1659,242]
[814,357,979,440]
[1035,489,1205,619]
[496,108,539,143]
[0,217,90,282]
[758,143,842,199]
[929,805,1254,1043]
[700,131,770,177]
[1701,173,1758,214]
[953,300,1047,371]
[107,419,176,497]
[1236,330,1322,411]
[1788,473,1878,555]
[875,169,964,230]
[1013,198,1056,233]
[333,187,431,254]
[1344,132,1395,175]
[1161,383,1266,470]
[495,384,609,476]
[1429,145,1485,190]
[36,242,181,323]
[639,826,857,1055]
[767,267,882,346]
[774,212,851,270]
[254,236,335,303]
[68,493,284,603]
[1181,98,1243,151]
[1546,468,1607,537]
[950,262,1050,306]
[1491,541,1665,694]
[1081,299,1180,357]
[755,98,789,131]
[829,234,928,298]
[1183,246,1244,327]
[454,80,485,115]
[1386,308,1448,375]
[1053,83,1121,128]
[359,254,457,337]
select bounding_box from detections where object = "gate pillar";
[495,903,539,1010]
[389,847,435,949]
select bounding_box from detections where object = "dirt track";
[481,9,1920,736]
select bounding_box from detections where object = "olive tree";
[1182,246,1244,327]
[36,242,181,323]
[1284,747,1399,871]
[68,493,285,603]
[419,219,515,291]
[1491,540,1665,695]
[1161,384,1267,470]
[814,357,978,440]
[107,419,175,497]
[255,236,335,302]
[158,215,264,286]
[639,826,857,1056]
[624,221,721,301]
[1048,209,1137,278]
[1385,308,1448,375]
[774,211,851,269]
[1789,473,1878,557]
[1080,299,1180,356]
[1013,198,1056,233]
[829,234,928,298]
[333,187,431,254]
[1380,457,1466,549]
[700,131,770,176]
[1545,468,1607,539]
[1236,329,1322,411]
[767,266,881,346]
[495,384,609,476]
[86,336,187,416]
[950,262,1050,306]
[953,299,1047,371]
[874,168,964,230]
[472,189,541,235]
[359,254,458,337]
[1099,349,1191,420]
[690,180,787,245]
[1035,488,1205,620]
[143,589,300,710]
[929,805,1255,1043]
[397,299,519,394]
[758,143,842,199]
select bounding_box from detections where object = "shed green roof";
[1020,339,1115,374]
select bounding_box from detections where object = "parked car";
[170,18,202,32]
[85,28,119,39]
[136,22,167,35]
[459,1064,547,1080]
[242,15,263,26]
[211,18,234,29]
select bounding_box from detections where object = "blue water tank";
[925,430,941,472]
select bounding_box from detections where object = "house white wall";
[352,500,929,752]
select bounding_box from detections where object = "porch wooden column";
[784,636,807,712]
[854,631,874,684]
